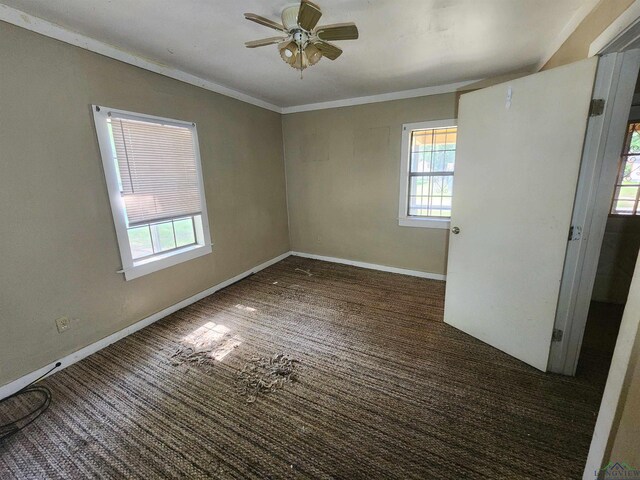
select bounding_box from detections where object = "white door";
[444,58,598,371]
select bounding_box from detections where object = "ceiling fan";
[244,0,359,74]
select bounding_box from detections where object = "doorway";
[578,100,640,382]
[548,26,640,472]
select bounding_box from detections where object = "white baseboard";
[0,251,291,400]
[291,251,447,281]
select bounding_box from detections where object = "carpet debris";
[170,321,241,367]
[171,346,216,367]
[236,353,300,403]
[295,268,313,276]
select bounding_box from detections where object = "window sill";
[121,243,212,281]
[399,217,451,229]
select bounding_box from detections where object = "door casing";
[549,51,640,376]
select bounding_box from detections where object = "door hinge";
[568,225,582,241]
[552,329,564,342]
[589,99,605,117]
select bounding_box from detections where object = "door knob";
[451,226,460,234]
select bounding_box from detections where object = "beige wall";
[0,21,290,386]
[282,94,457,275]
[586,239,640,476]
[543,0,635,70]
[593,257,640,473]
[608,339,640,467]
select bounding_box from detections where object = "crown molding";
[280,79,481,114]
[589,0,640,56]
[535,0,600,71]
[0,4,282,113]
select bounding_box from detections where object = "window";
[611,121,640,215]
[93,106,212,280]
[398,120,457,228]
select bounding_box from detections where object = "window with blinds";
[110,117,202,226]
[93,106,212,280]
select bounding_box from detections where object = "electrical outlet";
[55,316,70,333]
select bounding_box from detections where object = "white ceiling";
[0,0,594,109]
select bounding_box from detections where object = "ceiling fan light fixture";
[293,50,309,70]
[281,45,308,71]
[279,41,298,65]
[304,43,322,66]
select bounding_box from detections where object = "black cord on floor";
[0,362,61,444]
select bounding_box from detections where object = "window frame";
[398,119,457,229]
[93,105,212,281]
[610,120,640,216]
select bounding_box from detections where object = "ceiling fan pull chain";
[300,44,304,80]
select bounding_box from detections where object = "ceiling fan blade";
[316,23,359,41]
[244,13,286,32]
[314,41,342,60]
[245,36,288,48]
[298,0,322,31]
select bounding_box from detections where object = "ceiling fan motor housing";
[293,30,309,45]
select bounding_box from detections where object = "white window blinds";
[110,116,202,226]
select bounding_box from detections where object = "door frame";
[548,50,640,375]
[540,8,640,477]
[548,5,640,376]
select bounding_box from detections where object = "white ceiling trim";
[0,4,282,113]
[589,0,640,56]
[535,0,600,71]
[281,80,481,114]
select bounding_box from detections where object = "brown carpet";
[0,256,609,479]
